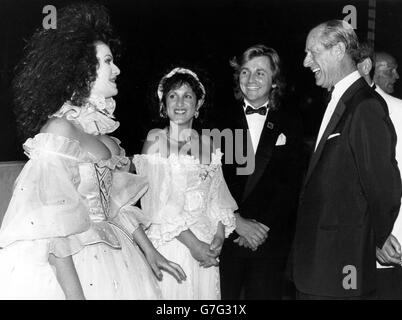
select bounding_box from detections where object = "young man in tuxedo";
[293,20,401,299]
[219,44,304,299]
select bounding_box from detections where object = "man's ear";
[332,42,346,60]
[357,58,373,76]
[363,57,373,75]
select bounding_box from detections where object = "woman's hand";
[209,222,225,256]
[132,226,186,283]
[190,238,219,268]
[145,249,187,283]
[177,229,218,268]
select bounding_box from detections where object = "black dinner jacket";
[220,100,305,259]
[293,77,402,297]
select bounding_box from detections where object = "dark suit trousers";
[377,267,402,299]
[220,254,286,300]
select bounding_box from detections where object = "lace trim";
[133,148,223,167]
[51,95,119,135]
[23,133,128,170]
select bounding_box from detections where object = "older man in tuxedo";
[374,52,399,95]
[293,20,401,299]
[219,44,304,299]
[357,45,402,299]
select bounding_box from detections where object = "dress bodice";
[0,132,148,256]
[133,150,237,246]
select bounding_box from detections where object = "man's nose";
[248,72,257,83]
[395,69,400,80]
[303,54,311,68]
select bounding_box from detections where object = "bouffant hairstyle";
[13,2,119,140]
[230,44,285,110]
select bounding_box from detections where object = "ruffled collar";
[51,95,120,135]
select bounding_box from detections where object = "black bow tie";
[245,105,267,116]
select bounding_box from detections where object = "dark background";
[1,0,401,160]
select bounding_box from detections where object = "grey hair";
[315,20,360,60]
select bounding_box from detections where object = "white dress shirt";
[243,99,269,154]
[314,71,362,151]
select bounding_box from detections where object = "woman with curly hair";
[0,2,185,299]
[133,67,237,299]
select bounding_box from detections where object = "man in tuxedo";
[357,44,402,299]
[219,44,304,299]
[293,20,401,299]
[374,52,399,95]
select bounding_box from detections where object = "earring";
[194,110,199,119]
[159,103,167,118]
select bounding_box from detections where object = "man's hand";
[233,236,257,251]
[234,213,269,249]
[376,234,402,265]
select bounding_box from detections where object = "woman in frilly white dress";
[0,3,185,300]
[134,67,238,299]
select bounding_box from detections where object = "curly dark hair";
[230,44,285,110]
[13,1,119,140]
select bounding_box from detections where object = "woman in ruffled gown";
[134,67,238,299]
[0,3,185,300]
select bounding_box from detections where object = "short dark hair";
[230,44,285,110]
[159,72,205,117]
[13,2,119,140]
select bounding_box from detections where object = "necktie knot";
[245,105,267,116]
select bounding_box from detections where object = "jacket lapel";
[241,108,280,202]
[302,78,365,189]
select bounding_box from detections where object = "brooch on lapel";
[267,122,274,129]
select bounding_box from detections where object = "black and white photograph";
[0,0,402,305]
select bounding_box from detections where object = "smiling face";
[239,56,273,108]
[91,42,120,98]
[165,83,202,127]
[303,28,339,89]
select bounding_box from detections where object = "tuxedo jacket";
[219,100,305,260]
[293,77,402,297]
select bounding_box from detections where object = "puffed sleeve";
[133,154,190,248]
[0,133,91,254]
[208,166,237,238]
[108,170,151,235]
